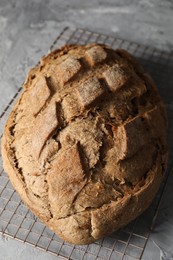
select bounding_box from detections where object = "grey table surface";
[0,0,173,259]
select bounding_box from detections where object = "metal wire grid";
[0,27,173,260]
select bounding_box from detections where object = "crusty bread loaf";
[1,44,168,244]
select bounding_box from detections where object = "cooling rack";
[0,27,173,260]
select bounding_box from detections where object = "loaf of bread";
[1,44,168,244]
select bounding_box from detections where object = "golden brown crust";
[1,43,168,244]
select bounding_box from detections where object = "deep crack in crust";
[1,43,168,245]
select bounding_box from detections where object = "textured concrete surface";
[0,0,173,259]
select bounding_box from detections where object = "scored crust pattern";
[2,44,168,244]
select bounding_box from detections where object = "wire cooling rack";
[0,27,173,260]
